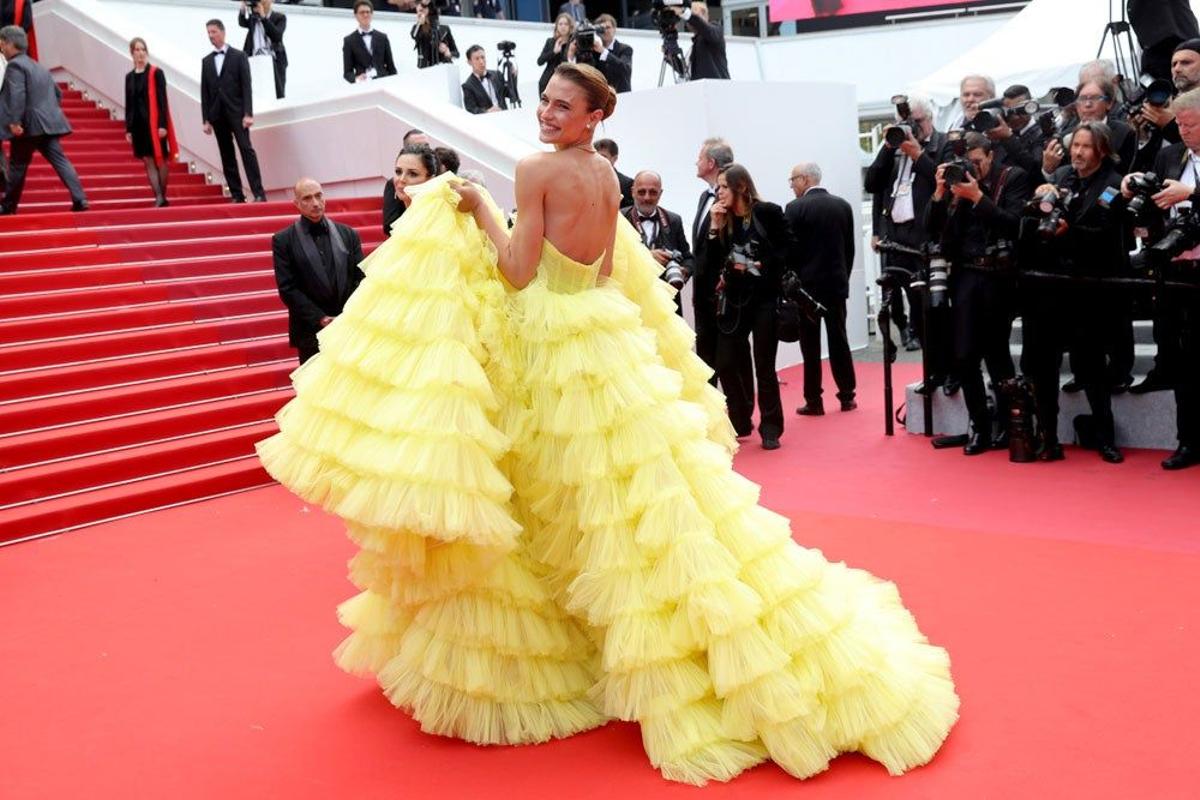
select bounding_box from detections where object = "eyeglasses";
[1077,94,1108,105]
[788,175,802,182]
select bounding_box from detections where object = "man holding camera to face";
[982,84,1049,175]
[667,1,729,81]
[238,0,287,99]
[570,14,632,93]
[412,0,458,69]
[926,132,1032,455]
[864,95,951,360]
[1020,121,1129,464]
[622,170,694,316]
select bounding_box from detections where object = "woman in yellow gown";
[257,63,958,785]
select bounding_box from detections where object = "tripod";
[1097,0,1141,99]
[498,51,521,108]
[657,32,689,87]
[876,267,914,436]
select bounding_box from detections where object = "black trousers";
[798,297,856,405]
[1020,286,1116,446]
[272,59,287,99]
[212,116,264,200]
[694,287,752,394]
[1148,289,1185,382]
[1175,298,1200,447]
[1,134,87,211]
[953,269,1016,431]
[296,337,320,364]
[715,300,783,439]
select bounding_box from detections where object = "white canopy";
[908,0,1200,108]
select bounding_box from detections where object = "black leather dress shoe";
[1098,443,1124,463]
[762,437,781,451]
[253,194,268,202]
[991,430,1009,450]
[1038,440,1065,461]
[1110,379,1132,395]
[1163,445,1200,470]
[71,201,88,212]
[963,431,990,455]
[1130,374,1174,394]
[1061,378,1082,393]
[840,399,857,412]
[231,196,247,204]
[905,335,921,352]
[942,377,962,397]
[914,375,944,395]
[796,404,824,416]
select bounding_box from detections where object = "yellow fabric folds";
[257,174,958,785]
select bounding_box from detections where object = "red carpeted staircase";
[0,85,385,543]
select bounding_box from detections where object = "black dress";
[124,69,171,159]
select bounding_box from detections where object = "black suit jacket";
[703,201,789,306]
[239,10,288,67]
[685,15,729,80]
[343,29,398,83]
[1043,162,1130,277]
[1129,0,1199,48]
[925,165,1032,262]
[616,170,634,209]
[599,40,633,93]
[462,71,507,114]
[200,47,253,124]
[537,36,568,95]
[691,186,719,306]
[621,205,695,275]
[272,219,366,348]
[785,187,856,301]
[864,131,950,247]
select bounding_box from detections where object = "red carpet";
[0,86,384,541]
[2,362,1197,799]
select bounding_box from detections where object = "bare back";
[524,149,621,272]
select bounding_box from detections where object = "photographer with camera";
[461,45,506,113]
[665,1,730,81]
[238,0,287,99]
[570,14,632,93]
[412,0,458,69]
[1020,121,1130,464]
[951,74,995,131]
[622,170,694,316]
[925,132,1032,455]
[342,0,398,83]
[705,163,789,450]
[983,85,1049,175]
[786,162,857,416]
[538,14,576,96]
[1120,86,1200,469]
[864,95,952,369]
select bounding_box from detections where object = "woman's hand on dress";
[451,181,482,214]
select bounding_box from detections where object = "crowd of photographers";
[869,46,1200,470]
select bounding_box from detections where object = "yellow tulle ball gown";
[256,174,959,785]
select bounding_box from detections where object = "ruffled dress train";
[257,175,959,785]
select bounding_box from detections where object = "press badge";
[1098,186,1119,208]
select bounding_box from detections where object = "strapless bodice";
[539,238,603,294]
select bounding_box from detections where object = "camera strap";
[626,206,669,247]
[989,165,1012,204]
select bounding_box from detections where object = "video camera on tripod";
[651,0,690,85]
[496,40,521,108]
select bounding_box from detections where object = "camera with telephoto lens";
[908,243,949,308]
[715,242,762,319]
[1028,188,1075,240]
[780,270,827,322]
[1130,207,1200,271]
[497,40,516,57]
[1120,74,1175,119]
[1125,172,1165,223]
[573,21,597,64]
[651,0,687,29]
[884,94,913,148]
[661,250,687,289]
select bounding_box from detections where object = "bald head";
[632,171,663,215]
[294,178,325,223]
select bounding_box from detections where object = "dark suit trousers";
[715,301,783,440]
[953,269,1015,431]
[798,298,856,405]
[272,59,287,99]
[297,337,320,364]
[212,117,264,200]
[1149,290,1184,381]
[2,135,86,210]
[1021,288,1115,446]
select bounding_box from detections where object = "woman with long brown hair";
[704,162,790,449]
[259,62,958,786]
[123,37,177,207]
[536,13,576,96]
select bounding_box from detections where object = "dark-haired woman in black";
[124,37,177,207]
[383,143,440,236]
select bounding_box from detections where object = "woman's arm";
[537,37,555,66]
[124,73,135,134]
[458,159,546,288]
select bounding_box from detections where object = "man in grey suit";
[0,25,88,213]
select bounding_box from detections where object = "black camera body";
[573,22,597,64]
[1027,188,1075,240]
[1121,74,1175,119]
[497,40,516,57]
[942,157,974,185]
[883,94,914,148]
[1126,172,1165,223]
[1131,208,1200,271]
[780,270,827,322]
[660,250,687,289]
